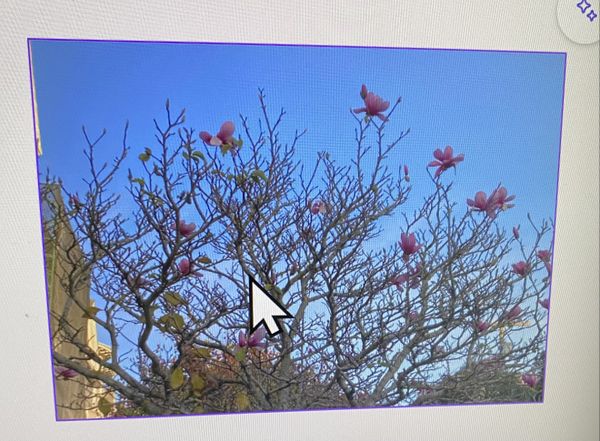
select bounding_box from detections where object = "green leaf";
[235,348,247,363]
[191,374,205,393]
[219,144,230,156]
[164,291,184,306]
[250,169,268,183]
[138,152,150,162]
[98,396,112,416]
[191,151,205,160]
[234,138,243,147]
[144,147,152,156]
[268,285,283,296]
[235,391,251,410]
[159,313,185,331]
[131,177,145,186]
[170,366,184,389]
[182,152,190,160]
[198,256,212,264]
[193,348,211,359]
[81,306,101,319]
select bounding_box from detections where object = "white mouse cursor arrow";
[249,274,293,337]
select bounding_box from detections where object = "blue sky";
[32,40,565,231]
[31,40,565,350]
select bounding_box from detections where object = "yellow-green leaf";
[193,348,211,359]
[164,291,184,306]
[159,313,185,331]
[98,396,112,416]
[170,366,184,389]
[251,169,268,183]
[191,374,205,393]
[191,151,205,160]
[235,391,251,410]
[198,256,212,264]
[138,152,150,162]
[235,348,247,363]
[82,306,101,319]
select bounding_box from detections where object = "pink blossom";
[55,366,78,379]
[474,320,490,333]
[69,193,81,208]
[521,373,538,388]
[512,226,520,240]
[360,84,368,99]
[539,298,550,310]
[178,258,192,276]
[400,232,421,262]
[353,85,390,121]
[200,121,235,146]
[427,146,464,178]
[488,186,515,211]
[391,265,421,291]
[172,220,196,237]
[512,261,530,277]
[466,191,496,218]
[391,274,410,289]
[238,327,267,349]
[403,164,410,182]
[128,274,151,289]
[309,199,327,215]
[536,249,551,262]
[504,305,522,321]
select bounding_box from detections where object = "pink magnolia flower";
[466,191,498,218]
[408,311,419,321]
[172,220,196,238]
[200,121,235,146]
[504,305,522,321]
[536,249,551,262]
[238,327,267,349]
[427,146,464,178]
[400,232,422,262]
[512,261,530,277]
[55,366,78,379]
[360,84,368,99]
[69,193,81,208]
[178,258,192,276]
[391,265,421,291]
[513,226,520,240]
[403,164,410,182]
[128,274,151,289]
[309,199,327,215]
[391,273,410,289]
[539,298,550,310]
[474,320,491,333]
[489,186,515,211]
[353,86,390,121]
[521,373,538,388]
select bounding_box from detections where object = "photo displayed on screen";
[30,40,565,420]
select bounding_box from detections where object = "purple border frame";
[27,37,568,423]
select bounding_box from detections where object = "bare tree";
[44,87,552,417]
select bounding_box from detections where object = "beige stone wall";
[43,185,113,419]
